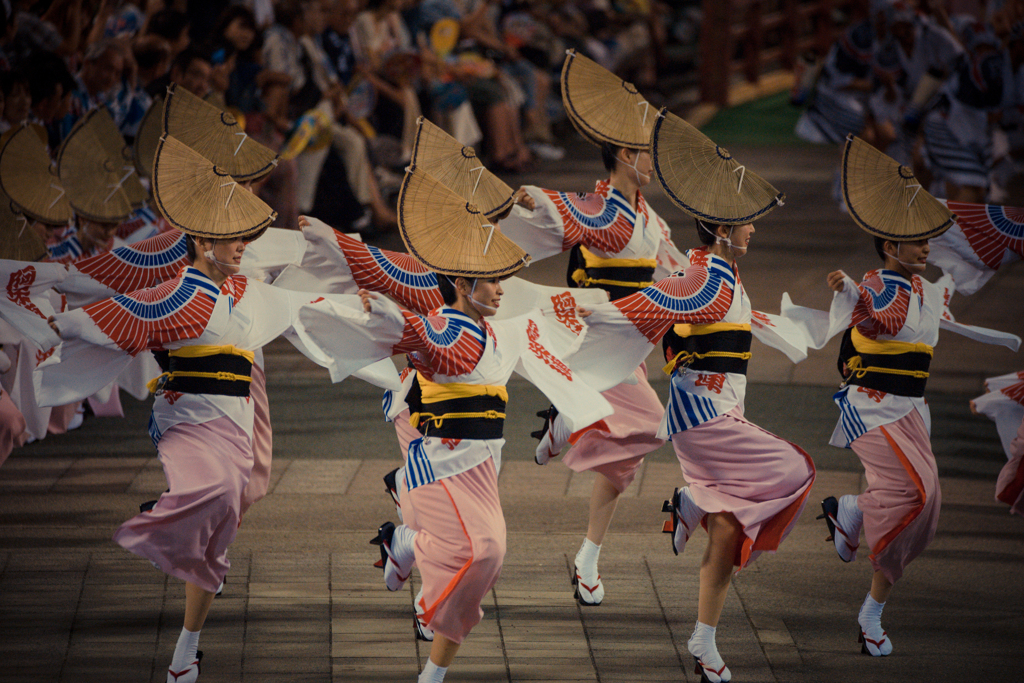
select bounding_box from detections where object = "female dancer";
[645,110,816,683]
[791,136,1019,656]
[39,135,376,683]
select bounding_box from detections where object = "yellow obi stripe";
[146,345,255,393]
[571,245,657,289]
[851,329,933,357]
[168,344,256,363]
[671,322,751,338]
[579,245,657,270]
[418,377,509,404]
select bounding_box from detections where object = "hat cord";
[221,180,237,207]
[234,132,247,156]
[16,214,27,238]
[47,183,65,209]
[470,165,484,197]
[104,166,137,204]
[698,219,747,254]
[482,223,495,255]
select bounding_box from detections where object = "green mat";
[699,91,816,147]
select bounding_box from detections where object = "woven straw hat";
[0,189,49,262]
[0,125,73,226]
[152,134,276,239]
[410,117,514,219]
[163,83,279,181]
[398,166,529,278]
[841,135,955,240]
[57,107,146,223]
[561,49,655,150]
[651,108,784,225]
[133,94,164,179]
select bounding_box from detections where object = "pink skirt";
[562,363,666,492]
[401,458,506,644]
[995,417,1024,518]
[87,385,124,418]
[240,364,272,518]
[852,408,940,585]
[671,406,816,569]
[0,388,27,467]
[113,417,253,593]
[394,409,420,458]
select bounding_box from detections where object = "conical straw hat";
[398,166,529,278]
[0,190,49,262]
[410,117,514,219]
[163,83,279,181]
[841,135,955,240]
[57,107,146,222]
[0,124,72,225]
[561,49,655,150]
[651,108,784,225]
[133,93,165,179]
[152,134,276,239]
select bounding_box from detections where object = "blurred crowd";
[0,0,697,233]
[793,0,1024,206]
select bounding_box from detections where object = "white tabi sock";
[418,659,448,683]
[858,593,885,626]
[171,627,200,671]
[575,538,601,573]
[391,524,418,568]
[688,621,730,682]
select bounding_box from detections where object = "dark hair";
[274,0,306,31]
[170,46,210,77]
[600,142,621,172]
[695,218,722,246]
[212,5,262,56]
[873,236,890,262]
[147,9,190,42]
[186,235,197,262]
[0,68,29,98]
[23,52,75,106]
[436,273,460,305]
[133,35,172,72]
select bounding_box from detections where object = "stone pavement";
[1,141,1023,682]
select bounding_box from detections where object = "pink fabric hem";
[995,418,1024,517]
[670,406,815,568]
[240,364,272,518]
[113,417,253,593]
[0,389,27,467]
[562,363,665,492]
[402,459,505,643]
[851,408,940,585]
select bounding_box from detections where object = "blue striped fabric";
[923,116,990,186]
[833,388,868,446]
[805,90,865,144]
[405,437,436,490]
[147,413,162,448]
[666,377,720,435]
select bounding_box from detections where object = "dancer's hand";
[358,289,377,313]
[575,306,591,318]
[47,316,60,336]
[827,271,847,292]
[513,187,535,211]
[298,215,311,229]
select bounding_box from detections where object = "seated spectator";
[132,34,173,93]
[145,9,191,58]
[9,0,83,61]
[59,39,152,141]
[149,45,213,99]
[0,69,32,137]
[21,51,76,148]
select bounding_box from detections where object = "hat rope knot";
[104,165,137,203]
[221,180,237,207]
[47,183,65,209]
[234,131,247,156]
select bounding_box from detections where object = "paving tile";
[51,457,149,492]
[273,459,361,494]
[499,461,572,498]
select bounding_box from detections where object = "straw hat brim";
[561,49,654,150]
[163,83,279,181]
[410,117,514,219]
[651,109,784,225]
[841,135,955,241]
[0,125,73,225]
[152,135,276,239]
[134,94,164,179]
[398,168,529,278]
[0,190,49,262]
[57,108,145,223]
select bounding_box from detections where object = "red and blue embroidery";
[393,308,486,379]
[851,269,911,338]
[544,180,650,253]
[82,268,218,354]
[333,231,443,314]
[73,230,188,295]
[946,201,1024,269]
[614,252,734,343]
